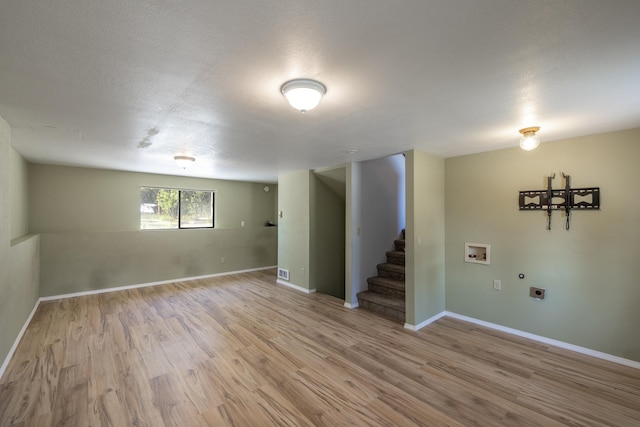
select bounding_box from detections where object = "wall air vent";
[277,268,290,281]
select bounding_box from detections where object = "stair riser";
[386,254,405,266]
[360,234,406,323]
[378,269,405,281]
[358,299,405,322]
[369,283,405,299]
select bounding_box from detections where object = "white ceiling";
[1,1,639,183]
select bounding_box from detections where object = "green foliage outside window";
[180,190,213,228]
[157,189,179,218]
[140,187,213,229]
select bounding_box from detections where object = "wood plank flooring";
[1,268,639,426]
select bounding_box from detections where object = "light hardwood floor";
[1,269,639,426]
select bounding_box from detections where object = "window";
[140,187,214,230]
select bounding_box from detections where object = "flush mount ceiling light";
[519,126,541,151]
[281,78,326,113]
[174,155,195,169]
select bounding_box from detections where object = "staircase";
[357,231,405,322]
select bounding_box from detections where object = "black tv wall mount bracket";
[518,172,600,230]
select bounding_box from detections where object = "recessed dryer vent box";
[529,287,546,299]
[465,242,490,265]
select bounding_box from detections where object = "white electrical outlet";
[493,279,501,291]
[221,257,225,264]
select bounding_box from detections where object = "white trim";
[276,279,316,294]
[445,312,640,370]
[3,266,276,378]
[344,302,359,309]
[8,269,636,380]
[404,311,446,331]
[40,266,277,301]
[0,299,41,380]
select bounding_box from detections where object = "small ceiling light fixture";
[174,155,195,169]
[519,126,541,151]
[281,78,326,113]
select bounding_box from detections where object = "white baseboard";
[404,311,446,331]
[40,265,277,301]
[7,273,637,379]
[344,302,359,309]
[445,312,640,370]
[0,299,41,381]
[2,266,277,380]
[276,279,316,294]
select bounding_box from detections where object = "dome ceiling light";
[519,126,541,151]
[281,79,326,113]
[174,155,195,169]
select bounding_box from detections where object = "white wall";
[344,155,406,306]
[358,155,406,292]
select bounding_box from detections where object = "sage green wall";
[29,164,277,296]
[445,128,640,361]
[405,150,445,326]
[277,170,311,290]
[10,147,29,240]
[39,227,274,297]
[0,116,40,372]
[29,164,276,232]
[310,172,345,299]
[345,162,362,305]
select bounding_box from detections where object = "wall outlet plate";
[529,287,545,299]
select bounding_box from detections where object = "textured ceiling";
[1,0,639,183]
